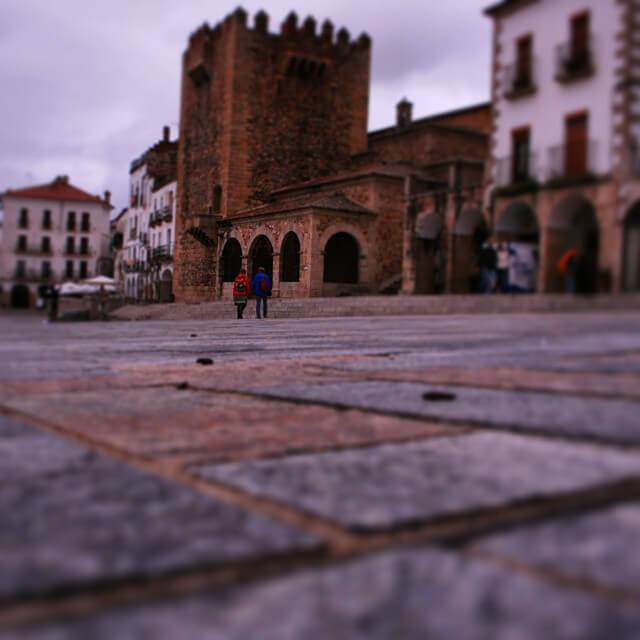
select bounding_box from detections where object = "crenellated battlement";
[185,7,370,57]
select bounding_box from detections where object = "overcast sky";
[0,1,492,214]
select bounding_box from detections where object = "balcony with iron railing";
[555,38,595,83]
[15,245,53,256]
[150,244,174,263]
[548,140,597,182]
[13,268,44,282]
[162,205,173,223]
[502,59,537,100]
[495,153,538,189]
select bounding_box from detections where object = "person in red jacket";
[232,268,250,319]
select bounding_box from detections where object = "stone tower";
[173,7,371,302]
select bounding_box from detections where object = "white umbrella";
[82,275,117,292]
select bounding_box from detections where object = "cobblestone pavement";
[0,311,639,639]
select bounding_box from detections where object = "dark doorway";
[280,232,300,282]
[249,235,273,280]
[548,194,599,293]
[158,269,173,303]
[323,232,359,283]
[623,203,640,291]
[221,238,242,282]
[10,284,30,308]
[452,207,488,293]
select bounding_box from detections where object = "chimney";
[104,190,111,205]
[396,98,413,128]
[163,126,170,142]
[55,175,69,184]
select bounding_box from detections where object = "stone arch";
[249,234,274,280]
[10,284,30,309]
[323,232,359,284]
[280,231,300,282]
[623,202,640,291]
[220,238,243,282]
[157,268,173,303]
[496,201,539,240]
[415,212,446,294]
[546,194,599,293]
[496,201,539,293]
[452,207,488,293]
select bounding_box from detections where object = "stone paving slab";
[363,366,640,399]
[258,380,640,444]
[470,502,640,595]
[3,546,639,640]
[0,415,319,601]
[194,432,640,531]
[1,387,464,465]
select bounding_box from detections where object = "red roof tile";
[4,176,104,203]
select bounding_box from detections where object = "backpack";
[260,277,269,293]
[235,279,246,293]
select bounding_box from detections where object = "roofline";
[1,190,111,207]
[368,102,491,138]
[483,0,536,18]
[272,167,405,198]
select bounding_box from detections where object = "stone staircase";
[110,293,640,321]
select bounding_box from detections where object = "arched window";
[213,184,222,214]
[221,238,242,282]
[280,232,300,282]
[323,232,359,283]
[249,235,274,280]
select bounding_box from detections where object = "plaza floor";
[0,310,639,638]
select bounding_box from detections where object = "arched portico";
[545,194,599,293]
[323,232,359,284]
[452,207,487,293]
[497,201,539,293]
[415,212,445,294]
[10,284,30,309]
[249,235,274,280]
[623,202,640,291]
[280,232,300,282]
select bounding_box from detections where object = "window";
[511,127,531,183]
[566,113,588,176]
[81,212,90,231]
[17,235,27,252]
[41,237,51,253]
[16,260,26,278]
[67,211,76,231]
[515,36,532,90]
[66,236,75,255]
[19,208,28,229]
[41,261,51,279]
[570,12,589,63]
[65,261,74,279]
[80,237,89,255]
[79,261,88,279]
[213,184,222,213]
[167,229,171,247]
[42,210,51,230]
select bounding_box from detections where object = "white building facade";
[120,126,177,303]
[0,176,112,308]
[485,0,640,292]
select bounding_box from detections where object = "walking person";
[477,240,498,294]
[232,268,250,319]
[251,266,271,319]
[496,241,510,293]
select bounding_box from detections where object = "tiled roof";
[4,176,104,203]
[484,0,524,16]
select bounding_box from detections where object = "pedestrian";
[97,284,109,321]
[48,285,59,322]
[496,241,510,293]
[557,248,579,293]
[476,240,498,293]
[232,268,250,319]
[251,266,271,319]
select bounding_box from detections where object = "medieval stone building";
[174,8,490,302]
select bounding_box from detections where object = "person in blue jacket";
[251,266,271,319]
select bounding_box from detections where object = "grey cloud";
[0,0,491,212]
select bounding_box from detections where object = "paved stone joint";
[0,311,639,638]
